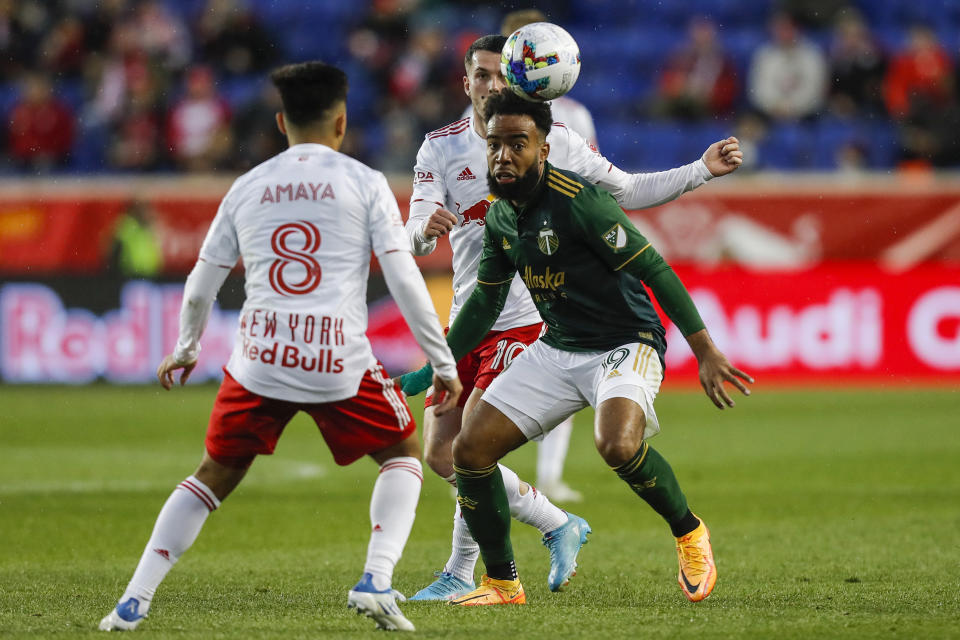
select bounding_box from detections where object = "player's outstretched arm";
[158,259,230,390]
[701,136,743,177]
[685,329,753,409]
[395,278,511,397]
[379,249,458,384]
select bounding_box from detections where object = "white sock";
[119,476,220,612]
[501,463,568,534]
[537,417,574,486]
[443,501,479,584]
[363,457,423,591]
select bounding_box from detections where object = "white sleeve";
[406,138,446,256]
[172,259,231,364]
[197,186,241,267]
[367,171,410,256]
[379,250,457,379]
[561,124,714,210]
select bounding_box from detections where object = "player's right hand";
[431,374,462,416]
[421,207,458,240]
[157,354,197,390]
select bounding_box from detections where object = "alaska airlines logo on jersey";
[522,265,565,291]
[537,227,559,255]
[269,221,322,296]
[603,223,628,251]
[260,182,335,204]
[459,195,496,227]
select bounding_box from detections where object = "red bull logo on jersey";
[239,310,346,373]
[459,195,496,227]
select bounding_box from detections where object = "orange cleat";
[675,517,717,602]
[450,575,526,606]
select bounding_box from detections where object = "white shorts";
[482,340,663,442]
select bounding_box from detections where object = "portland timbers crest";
[537,226,559,255]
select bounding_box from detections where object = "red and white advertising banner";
[3,177,960,275]
[1,263,957,384]
[661,263,960,385]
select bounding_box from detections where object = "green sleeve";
[446,280,511,360]
[574,187,705,337]
[447,223,515,359]
[633,259,705,337]
[398,214,516,397]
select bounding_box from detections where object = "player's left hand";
[702,136,743,177]
[697,349,753,410]
[157,354,197,390]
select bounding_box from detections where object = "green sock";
[613,441,696,536]
[454,463,516,579]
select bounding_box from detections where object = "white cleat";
[347,573,415,632]
[98,597,146,631]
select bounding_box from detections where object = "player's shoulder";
[545,165,610,207]
[425,117,472,142]
[484,198,513,231]
[545,164,590,198]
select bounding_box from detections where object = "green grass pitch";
[1,384,958,638]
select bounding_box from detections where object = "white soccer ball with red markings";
[501,22,581,102]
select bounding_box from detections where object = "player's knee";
[451,432,491,469]
[423,444,454,478]
[595,437,639,468]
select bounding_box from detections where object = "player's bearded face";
[486,114,548,203]
[487,161,542,201]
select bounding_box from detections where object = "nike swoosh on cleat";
[680,570,700,594]
[452,593,492,604]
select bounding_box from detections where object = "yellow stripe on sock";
[453,463,498,479]
[614,441,649,475]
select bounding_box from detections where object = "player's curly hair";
[270,61,348,127]
[484,90,554,139]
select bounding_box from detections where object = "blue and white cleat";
[347,573,415,631]
[409,571,475,602]
[98,597,146,631]
[542,513,591,591]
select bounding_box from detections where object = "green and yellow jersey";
[444,162,705,369]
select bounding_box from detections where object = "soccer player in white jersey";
[98,62,460,633]
[403,35,742,602]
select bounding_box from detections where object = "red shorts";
[206,364,414,469]
[425,322,543,409]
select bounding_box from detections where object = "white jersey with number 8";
[198,143,411,403]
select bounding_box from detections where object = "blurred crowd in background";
[2,0,960,176]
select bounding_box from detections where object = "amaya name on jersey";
[259,181,336,204]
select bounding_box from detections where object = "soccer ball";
[500,22,581,102]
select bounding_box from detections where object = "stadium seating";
[3,0,959,174]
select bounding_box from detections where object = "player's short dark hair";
[484,90,553,139]
[270,62,348,128]
[464,35,508,70]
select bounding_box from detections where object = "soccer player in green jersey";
[400,90,752,605]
